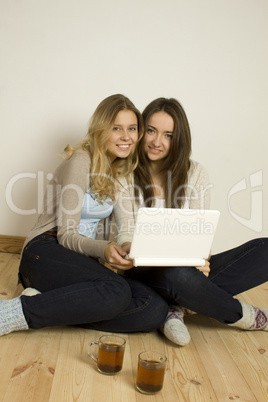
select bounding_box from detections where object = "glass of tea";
[89,335,126,375]
[136,351,167,394]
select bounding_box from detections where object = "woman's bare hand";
[104,242,134,270]
[121,241,131,254]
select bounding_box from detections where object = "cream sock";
[161,306,191,346]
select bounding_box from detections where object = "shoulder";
[53,150,92,187]
[57,150,91,172]
[188,160,209,184]
[67,150,91,165]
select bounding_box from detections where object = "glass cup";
[136,351,167,394]
[89,335,126,375]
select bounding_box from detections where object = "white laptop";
[128,207,220,267]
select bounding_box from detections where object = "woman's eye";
[165,134,173,139]
[113,127,120,131]
[129,127,137,131]
[147,128,155,134]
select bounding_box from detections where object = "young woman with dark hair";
[114,97,268,346]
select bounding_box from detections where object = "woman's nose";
[152,133,161,146]
[120,129,130,140]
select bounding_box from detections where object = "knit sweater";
[22,151,111,260]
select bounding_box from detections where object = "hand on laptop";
[196,260,210,277]
[104,242,134,270]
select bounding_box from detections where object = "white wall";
[1,0,267,253]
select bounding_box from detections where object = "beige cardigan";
[114,160,211,246]
[22,151,111,260]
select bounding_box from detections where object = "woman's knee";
[157,267,201,289]
[147,267,206,305]
[258,237,268,257]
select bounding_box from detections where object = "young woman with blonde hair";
[0,94,168,337]
[114,97,268,346]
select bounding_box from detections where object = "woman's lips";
[148,146,162,154]
[116,144,131,150]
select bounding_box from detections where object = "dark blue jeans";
[126,238,268,324]
[18,234,168,332]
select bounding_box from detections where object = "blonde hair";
[64,94,143,200]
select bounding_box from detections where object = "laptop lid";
[128,208,220,267]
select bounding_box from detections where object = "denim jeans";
[18,234,169,332]
[126,238,268,324]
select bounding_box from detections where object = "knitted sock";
[229,300,268,331]
[0,296,29,336]
[161,306,191,346]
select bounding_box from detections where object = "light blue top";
[79,192,113,239]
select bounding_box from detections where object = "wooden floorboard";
[0,235,25,254]
[0,252,267,401]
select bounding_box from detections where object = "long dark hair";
[134,97,191,207]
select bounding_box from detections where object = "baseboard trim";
[0,235,25,254]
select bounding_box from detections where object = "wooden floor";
[0,252,267,402]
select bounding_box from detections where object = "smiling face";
[106,110,138,161]
[144,111,174,164]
